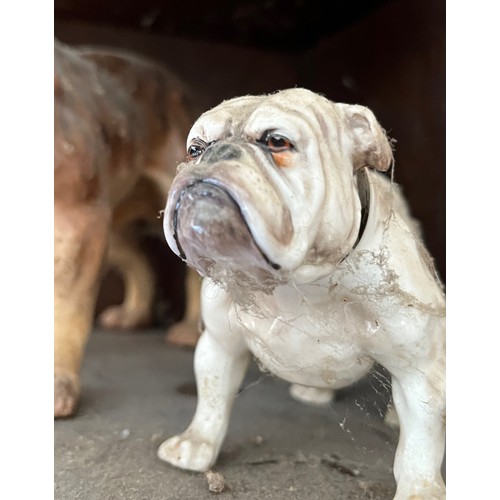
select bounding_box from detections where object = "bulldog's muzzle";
[172,180,280,279]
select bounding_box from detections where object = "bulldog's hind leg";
[289,384,335,406]
[383,402,400,429]
[54,203,110,417]
[97,231,154,330]
[165,267,202,347]
[158,329,250,471]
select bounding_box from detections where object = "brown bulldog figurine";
[54,40,201,418]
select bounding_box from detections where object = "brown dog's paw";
[97,305,152,330]
[165,320,201,348]
[54,372,80,418]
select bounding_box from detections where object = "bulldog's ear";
[338,103,393,172]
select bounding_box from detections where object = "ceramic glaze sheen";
[158,89,445,500]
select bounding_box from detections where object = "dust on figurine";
[159,88,445,500]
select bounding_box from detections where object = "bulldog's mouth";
[172,181,281,277]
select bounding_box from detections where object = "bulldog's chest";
[229,285,377,389]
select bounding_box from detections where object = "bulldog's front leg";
[158,326,251,471]
[390,360,445,500]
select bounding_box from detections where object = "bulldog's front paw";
[97,305,151,330]
[157,433,218,472]
[393,480,445,500]
[289,384,335,406]
[54,371,80,418]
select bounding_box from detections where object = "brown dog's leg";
[54,203,110,418]
[165,267,202,347]
[97,231,155,330]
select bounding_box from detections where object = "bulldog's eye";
[258,131,295,168]
[186,139,217,161]
[187,140,207,160]
[259,131,294,152]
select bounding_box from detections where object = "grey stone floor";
[55,329,403,500]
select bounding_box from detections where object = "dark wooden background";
[55,0,445,327]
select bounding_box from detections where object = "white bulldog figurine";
[159,88,445,500]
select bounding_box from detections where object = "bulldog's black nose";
[202,142,241,163]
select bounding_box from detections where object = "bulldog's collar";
[349,167,371,255]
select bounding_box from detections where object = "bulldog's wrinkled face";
[163,88,392,291]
